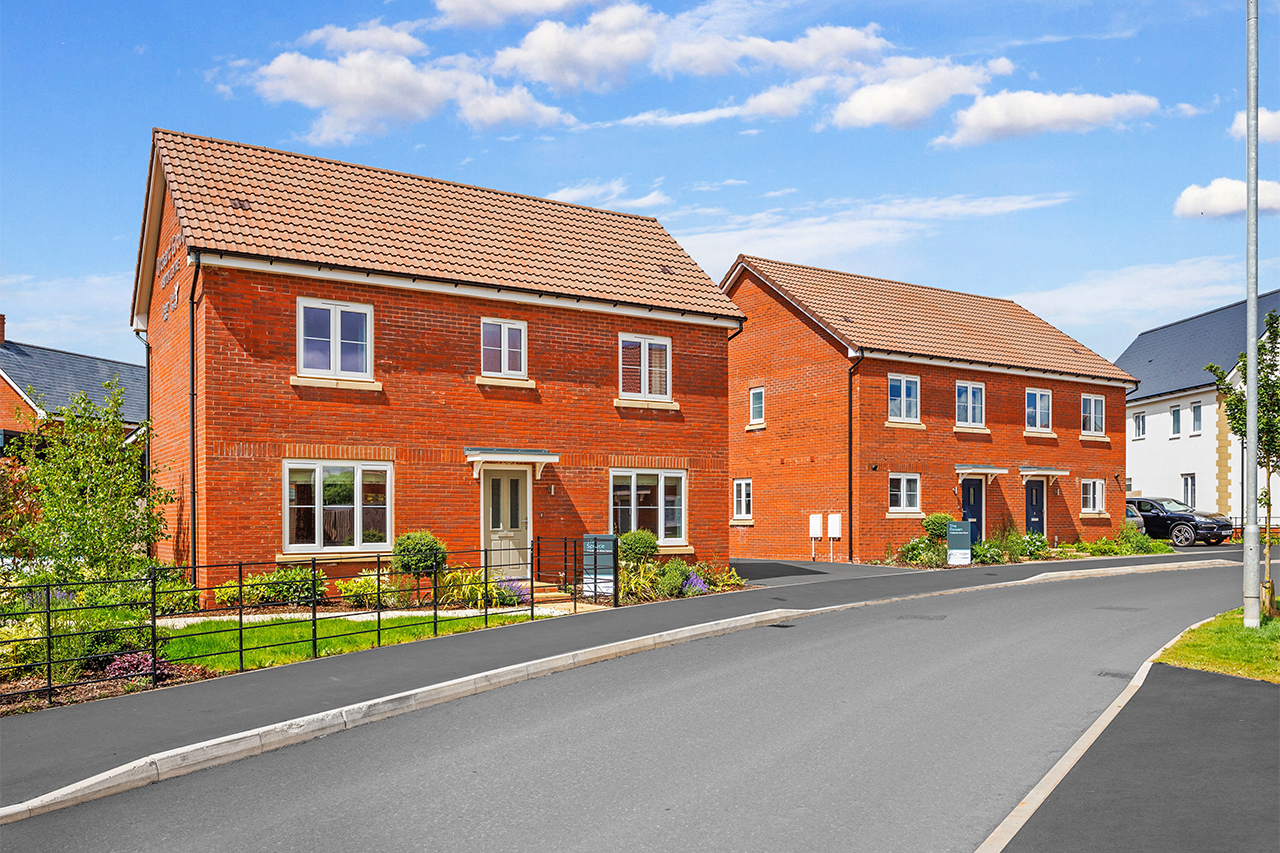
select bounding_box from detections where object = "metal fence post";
[529,544,535,623]
[311,557,318,660]
[237,562,244,673]
[376,553,382,648]
[483,554,489,629]
[44,583,53,705]
[150,568,158,687]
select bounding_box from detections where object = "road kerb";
[972,615,1218,853]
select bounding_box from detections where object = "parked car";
[1125,497,1234,546]
[1125,502,1145,535]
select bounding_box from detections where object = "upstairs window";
[1081,395,1105,434]
[956,381,985,426]
[1171,405,1182,436]
[749,387,764,424]
[1025,389,1052,431]
[1190,402,1202,434]
[619,334,672,401]
[1133,412,1146,439]
[480,318,527,379]
[297,298,373,380]
[888,374,920,422]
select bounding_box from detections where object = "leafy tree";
[1207,309,1280,616]
[5,378,174,583]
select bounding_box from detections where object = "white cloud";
[830,57,1010,129]
[655,24,889,76]
[255,50,573,143]
[545,177,628,203]
[857,192,1073,219]
[432,0,596,28]
[1174,102,1203,117]
[934,90,1160,147]
[0,272,141,363]
[762,187,796,197]
[300,21,428,55]
[618,76,830,127]
[492,3,662,93]
[1173,178,1280,218]
[739,128,761,135]
[612,189,672,208]
[691,179,747,191]
[1230,107,1280,143]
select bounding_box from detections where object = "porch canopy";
[464,447,559,479]
[954,464,1009,484]
[1018,465,1070,485]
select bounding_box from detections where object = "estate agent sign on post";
[946,521,972,566]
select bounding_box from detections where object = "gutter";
[134,330,150,473]
[847,347,864,563]
[188,253,201,581]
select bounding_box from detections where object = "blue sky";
[2,0,1277,366]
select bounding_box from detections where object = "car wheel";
[1206,536,1225,546]
[1170,524,1196,547]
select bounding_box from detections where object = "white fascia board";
[861,350,1135,389]
[199,254,741,330]
[1124,383,1219,409]
[0,367,45,419]
[131,153,168,332]
[722,262,853,354]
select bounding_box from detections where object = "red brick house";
[723,256,1135,563]
[130,130,742,586]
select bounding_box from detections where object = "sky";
[2,0,1278,367]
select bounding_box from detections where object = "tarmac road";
[1,564,1247,853]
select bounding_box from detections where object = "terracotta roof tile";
[730,255,1134,384]
[152,130,742,319]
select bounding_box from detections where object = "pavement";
[1,544,1269,848]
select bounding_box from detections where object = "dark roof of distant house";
[0,341,147,425]
[1114,289,1280,402]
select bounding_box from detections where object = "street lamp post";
[1242,0,1261,628]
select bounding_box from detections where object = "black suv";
[1126,497,1234,546]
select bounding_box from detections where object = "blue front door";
[961,478,983,543]
[1025,480,1045,535]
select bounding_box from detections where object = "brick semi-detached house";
[130,130,743,586]
[723,256,1136,563]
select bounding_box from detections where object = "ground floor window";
[888,473,920,512]
[611,469,686,544]
[1081,478,1104,513]
[285,461,391,550]
[733,478,752,519]
[1182,473,1196,508]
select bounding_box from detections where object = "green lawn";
[163,612,539,672]
[1157,608,1280,683]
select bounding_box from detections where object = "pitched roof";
[0,341,147,425]
[725,255,1134,384]
[1115,289,1280,402]
[137,129,741,321]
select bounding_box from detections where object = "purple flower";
[105,653,173,680]
[496,579,531,605]
[682,574,710,596]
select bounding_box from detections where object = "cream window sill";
[1023,430,1058,439]
[1079,512,1111,519]
[476,375,536,389]
[615,398,681,411]
[885,420,925,430]
[745,423,766,432]
[1079,433,1111,443]
[276,551,392,564]
[729,519,755,527]
[290,375,383,392]
[886,511,926,519]
[657,544,694,555]
[953,425,990,434]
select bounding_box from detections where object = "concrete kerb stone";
[0,607,805,826]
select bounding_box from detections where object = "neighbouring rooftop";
[0,338,147,424]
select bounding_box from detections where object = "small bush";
[1116,522,1174,554]
[699,564,746,592]
[970,539,1006,565]
[922,513,955,543]
[656,558,692,598]
[619,529,659,566]
[105,652,173,681]
[898,536,947,567]
[988,524,1026,561]
[76,567,199,616]
[214,565,326,607]
[493,579,530,607]
[393,531,448,577]
[682,573,710,596]
[1023,532,1050,560]
[333,571,414,609]
[619,561,660,602]
[433,567,488,608]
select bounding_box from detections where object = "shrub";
[921,513,955,543]
[619,529,659,566]
[697,563,745,592]
[898,536,947,567]
[433,567,488,608]
[682,573,710,596]
[76,567,199,616]
[1,608,163,680]
[393,531,448,578]
[105,652,173,681]
[656,558,691,599]
[214,565,326,607]
[970,539,1006,565]
[333,571,414,609]
[618,561,661,602]
[1023,532,1050,560]
[493,579,531,607]
[1116,522,1174,554]
[988,524,1026,561]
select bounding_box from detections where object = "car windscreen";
[1156,498,1193,512]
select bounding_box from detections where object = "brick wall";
[0,377,35,433]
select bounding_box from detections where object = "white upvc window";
[297,297,374,381]
[1081,394,1105,435]
[1190,402,1203,435]
[1025,389,1052,431]
[733,479,753,519]
[480,318,527,379]
[956,381,985,426]
[610,469,686,544]
[1182,473,1197,507]
[618,334,672,402]
[1081,479,1104,513]
[888,473,921,512]
[888,374,920,422]
[1133,412,1146,439]
[749,387,764,424]
[1170,405,1182,436]
[284,460,392,551]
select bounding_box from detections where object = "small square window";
[888,374,920,422]
[1081,395,1105,434]
[749,387,764,424]
[297,298,374,380]
[619,334,672,402]
[733,479,753,519]
[1025,389,1052,431]
[480,318,527,379]
[888,473,920,512]
[956,381,985,426]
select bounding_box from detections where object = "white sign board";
[809,513,823,539]
[827,513,842,539]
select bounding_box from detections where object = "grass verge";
[1157,608,1280,683]
[163,612,539,672]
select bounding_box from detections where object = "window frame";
[479,317,528,380]
[1081,478,1104,514]
[1182,473,1196,508]
[1081,394,1106,435]
[733,478,753,519]
[1133,411,1146,439]
[955,380,985,427]
[617,333,674,402]
[748,387,764,425]
[1170,405,1182,437]
[282,459,393,553]
[1025,388,1052,432]
[888,374,921,423]
[608,468,687,545]
[1190,402,1203,435]
[887,473,921,513]
[296,297,375,381]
